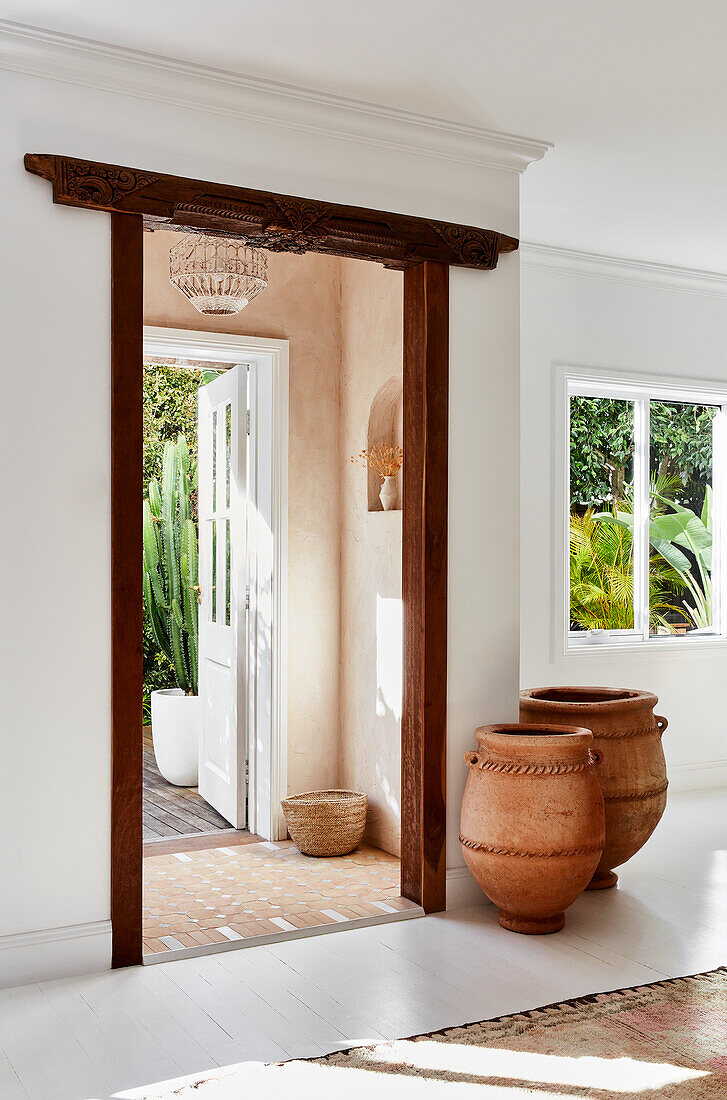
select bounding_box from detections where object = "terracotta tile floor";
[142,839,417,955]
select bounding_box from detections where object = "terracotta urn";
[519,688,668,889]
[460,724,605,934]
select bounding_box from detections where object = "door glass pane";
[211,408,218,513]
[649,401,715,635]
[210,520,217,622]
[569,395,635,631]
[225,402,232,510]
[225,519,231,626]
[216,518,227,628]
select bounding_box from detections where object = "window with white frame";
[564,372,727,649]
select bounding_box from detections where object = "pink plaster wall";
[143,234,403,850]
[339,260,404,855]
[144,232,343,797]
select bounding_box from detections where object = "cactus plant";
[143,435,199,695]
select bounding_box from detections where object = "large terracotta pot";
[460,724,605,935]
[519,687,668,889]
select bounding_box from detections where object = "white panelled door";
[197,367,248,828]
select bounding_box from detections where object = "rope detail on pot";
[587,723,662,740]
[604,781,669,802]
[475,757,598,775]
[459,834,605,858]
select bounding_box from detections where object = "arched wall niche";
[366,375,404,511]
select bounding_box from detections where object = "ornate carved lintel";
[432,224,501,268]
[60,161,159,206]
[24,153,519,270]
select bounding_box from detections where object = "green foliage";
[570,397,714,511]
[570,397,715,634]
[143,435,199,697]
[143,364,203,490]
[597,485,713,629]
[570,397,633,507]
[650,402,715,515]
[142,364,222,709]
[570,510,635,630]
[570,508,687,632]
[143,365,200,709]
[143,621,175,715]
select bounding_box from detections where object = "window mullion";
[713,405,727,636]
[633,398,650,639]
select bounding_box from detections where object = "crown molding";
[0,20,550,174]
[521,243,727,299]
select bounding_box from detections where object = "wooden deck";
[143,726,232,841]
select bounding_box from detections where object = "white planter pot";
[151,689,200,787]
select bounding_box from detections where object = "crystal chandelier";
[169,234,268,316]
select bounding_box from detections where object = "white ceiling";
[5,1,727,272]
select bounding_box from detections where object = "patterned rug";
[131,968,727,1097]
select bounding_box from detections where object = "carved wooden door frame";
[26,154,517,967]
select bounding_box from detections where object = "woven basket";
[281,789,368,857]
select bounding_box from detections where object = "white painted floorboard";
[1,790,726,1099]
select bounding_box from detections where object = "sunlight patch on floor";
[358,1039,709,1090]
[113,1039,710,1098]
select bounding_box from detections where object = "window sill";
[564,634,727,657]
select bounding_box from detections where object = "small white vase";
[151,688,200,786]
[379,475,399,511]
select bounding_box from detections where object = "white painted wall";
[0,62,527,982]
[446,257,522,909]
[520,257,727,795]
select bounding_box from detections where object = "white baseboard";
[668,760,727,794]
[0,919,111,989]
[446,865,488,911]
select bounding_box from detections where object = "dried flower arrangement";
[350,443,403,481]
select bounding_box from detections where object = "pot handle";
[655,715,668,736]
[464,750,480,768]
[590,748,602,767]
